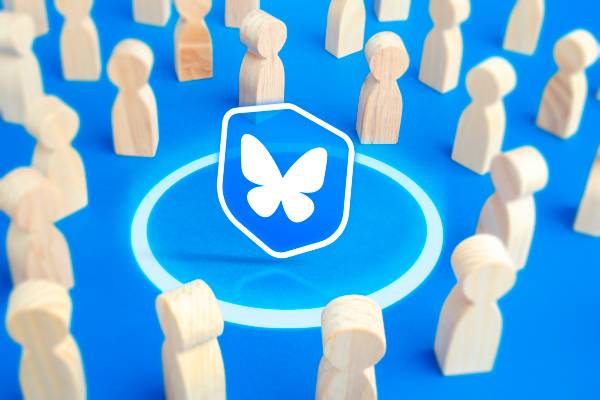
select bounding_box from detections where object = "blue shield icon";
[217,103,355,258]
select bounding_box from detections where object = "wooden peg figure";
[225,0,259,28]
[574,147,600,236]
[325,0,366,58]
[419,0,470,93]
[133,0,172,26]
[108,39,159,157]
[25,95,88,220]
[174,0,213,81]
[452,57,517,174]
[0,12,44,125]
[536,30,598,139]
[434,234,516,376]
[356,32,409,144]
[55,0,102,81]
[0,168,74,288]
[239,10,287,107]
[6,280,86,400]
[375,0,411,21]
[3,0,49,36]
[316,295,386,400]
[503,0,545,55]
[477,146,549,270]
[156,279,226,400]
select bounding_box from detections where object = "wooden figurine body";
[108,39,159,157]
[503,0,544,55]
[536,30,598,139]
[435,234,516,376]
[374,0,410,21]
[574,148,600,236]
[239,10,286,107]
[419,0,470,93]
[174,0,212,81]
[452,57,516,174]
[6,280,86,400]
[357,32,409,144]
[133,0,171,26]
[477,146,549,270]
[156,280,226,400]
[0,12,43,125]
[225,0,259,28]
[55,0,102,81]
[325,0,366,58]
[4,0,49,36]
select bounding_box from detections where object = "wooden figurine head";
[321,295,386,371]
[108,39,154,92]
[365,31,409,82]
[0,12,35,56]
[240,10,287,58]
[491,146,549,202]
[451,234,516,303]
[174,0,212,22]
[553,29,598,73]
[429,0,471,28]
[466,57,517,105]
[54,0,94,18]
[156,280,224,352]
[25,96,80,148]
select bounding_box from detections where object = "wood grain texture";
[225,0,259,28]
[374,0,410,21]
[174,0,212,81]
[419,0,470,93]
[316,295,385,400]
[108,39,159,157]
[325,0,366,58]
[6,280,86,400]
[503,0,544,55]
[356,31,409,144]
[452,57,517,174]
[3,0,49,36]
[536,29,598,139]
[434,234,516,376]
[133,0,171,26]
[574,147,600,236]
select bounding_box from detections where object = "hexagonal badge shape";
[217,103,355,258]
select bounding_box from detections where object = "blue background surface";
[1,0,600,399]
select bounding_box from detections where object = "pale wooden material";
[108,39,159,157]
[435,234,516,376]
[3,0,49,36]
[419,0,470,93]
[0,168,74,288]
[477,146,549,270]
[55,0,102,81]
[503,0,545,55]
[574,147,600,236]
[0,12,44,125]
[316,295,386,400]
[536,30,598,139]
[174,0,212,81]
[325,0,366,58]
[356,32,409,145]
[239,10,286,107]
[452,57,517,174]
[374,0,410,21]
[25,95,88,220]
[225,0,259,28]
[156,279,226,400]
[6,280,86,400]
[133,0,171,26]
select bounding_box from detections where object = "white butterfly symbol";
[241,134,328,223]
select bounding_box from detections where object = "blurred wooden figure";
[356,32,409,144]
[536,30,598,139]
[239,10,286,107]
[419,0,470,93]
[325,0,366,58]
[435,234,516,376]
[0,12,44,125]
[55,0,102,81]
[25,95,88,219]
[574,147,600,236]
[503,0,545,55]
[3,0,49,36]
[0,168,74,288]
[477,146,549,270]
[157,279,226,400]
[374,0,410,21]
[108,39,159,157]
[317,295,386,400]
[452,57,517,174]
[133,0,171,26]
[174,0,212,81]
[225,0,259,28]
